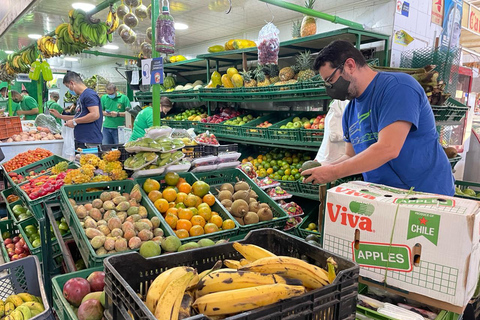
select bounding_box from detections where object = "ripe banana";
[17,293,36,303]
[239,256,330,289]
[178,291,194,320]
[196,269,302,297]
[232,242,276,261]
[0,299,4,317]
[21,301,45,312]
[4,302,15,316]
[224,259,242,269]
[16,305,32,320]
[145,266,195,314]
[188,260,223,291]
[327,257,337,283]
[5,295,23,308]
[193,284,307,316]
[9,310,24,320]
[154,271,195,320]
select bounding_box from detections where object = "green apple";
[293,117,301,123]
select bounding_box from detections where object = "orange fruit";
[202,194,216,206]
[209,215,223,228]
[175,229,189,239]
[178,208,194,220]
[176,178,187,188]
[165,172,180,186]
[192,181,210,197]
[162,188,177,203]
[195,196,203,207]
[204,222,219,234]
[165,213,178,229]
[166,207,178,217]
[222,219,236,230]
[143,178,160,193]
[184,194,198,207]
[177,182,192,194]
[154,198,169,213]
[191,215,206,228]
[211,211,219,216]
[148,190,163,203]
[198,206,212,222]
[175,202,186,209]
[189,225,204,237]
[176,219,192,231]
[169,202,176,208]
[176,192,188,204]
[188,207,198,216]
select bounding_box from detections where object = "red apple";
[4,238,12,245]
[12,236,20,243]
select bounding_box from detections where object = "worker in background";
[101,82,131,144]
[315,100,348,164]
[49,71,102,148]
[11,90,39,120]
[0,87,20,117]
[129,96,172,141]
[303,40,454,196]
[45,91,64,125]
[21,89,29,96]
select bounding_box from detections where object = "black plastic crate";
[98,144,129,162]
[104,228,359,320]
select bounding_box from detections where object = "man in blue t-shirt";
[302,40,454,196]
[50,71,103,148]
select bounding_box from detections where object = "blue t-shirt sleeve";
[342,102,352,143]
[376,80,421,133]
[83,91,100,109]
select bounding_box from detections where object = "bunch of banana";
[37,36,61,58]
[0,63,16,82]
[105,5,120,36]
[0,293,45,320]
[143,243,338,319]
[20,48,36,67]
[5,54,29,74]
[55,23,90,55]
[68,9,109,47]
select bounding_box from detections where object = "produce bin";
[276,180,301,194]
[299,127,324,146]
[215,114,270,139]
[104,228,359,320]
[267,116,303,144]
[454,180,480,200]
[243,114,283,141]
[1,187,35,225]
[0,116,22,140]
[432,98,468,123]
[52,266,103,320]
[193,169,289,232]
[296,211,321,239]
[0,219,20,263]
[449,155,462,170]
[59,180,173,268]
[297,181,322,200]
[135,172,240,243]
[0,255,55,320]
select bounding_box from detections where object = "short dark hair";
[0,87,6,93]
[63,71,84,85]
[11,90,21,98]
[106,83,116,91]
[161,96,172,107]
[314,40,367,71]
[21,89,28,94]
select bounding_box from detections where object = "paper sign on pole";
[150,58,164,85]
[141,59,152,86]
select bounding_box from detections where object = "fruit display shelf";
[432,98,468,123]
[104,228,359,320]
[134,172,241,243]
[0,219,20,263]
[193,169,289,233]
[52,266,104,320]
[454,180,480,200]
[60,180,174,268]
[1,187,35,226]
[214,114,271,138]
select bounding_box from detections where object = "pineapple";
[103,150,121,162]
[296,51,316,82]
[300,0,317,37]
[269,65,280,84]
[254,65,271,87]
[241,70,257,88]
[292,20,301,39]
[279,67,295,81]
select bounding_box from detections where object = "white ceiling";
[0,0,381,62]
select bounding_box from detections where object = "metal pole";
[258,0,364,30]
[151,0,160,127]
[83,50,138,60]
[37,75,43,113]
[7,83,12,116]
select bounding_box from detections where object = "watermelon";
[164,76,176,89]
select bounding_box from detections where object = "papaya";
[225,39,235,50]
[227,67,239,79]
[221,74,234,88]
[208,45,225,53]
[211,71,222,86]
[231,74,244,88]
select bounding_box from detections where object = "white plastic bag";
[257,22,280,65]
[62,126,75,161]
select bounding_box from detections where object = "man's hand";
[50,109,60,118]
[65,120,75,128]
[16,110,24,115]
[302,165,339,184]
[110,112,118,118]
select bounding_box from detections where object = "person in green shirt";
[45,92,64,125]
[11,90,38,120]
[101,83,131,144]
[129,97,173,141]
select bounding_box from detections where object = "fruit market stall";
[0,140,64,163]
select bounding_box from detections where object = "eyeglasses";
[324,60,346,88]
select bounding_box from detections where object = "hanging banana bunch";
[55,22,90,55]
[105,4,120,42]
[36,36,61,58]
[67,9,109,47]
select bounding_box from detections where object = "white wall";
[390,0,443,67]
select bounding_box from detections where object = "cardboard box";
[322,181,480,309]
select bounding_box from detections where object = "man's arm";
[75,105,100,124]
[303,121,412,184]
[17,108,38,115]
[327,143,355,165]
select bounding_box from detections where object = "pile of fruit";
[223,114,260,126]
[173,80,204,91]
[66,152,129,184]
[20,171,67,200]
[455,187,480,198]
[280,115,325,130]
[0,293,46,319]
[126,151,184,171]
[215,181,274,226]
[241,150,313,180]
[303,222,319,233]
[194,132,219,146]
[2,149,53,172]
[22,217,69,248]
[3,235,30,261]
[11,204,33,222]
[62,271,106,320]
[70,185,169,256]
[5,194,19,203]
[7,170,49,185]
[207,39,256,53]
[4,129,62,143]
[142,243,336,318]
[200,107,242,124]
[142,173,236,239]
[166,108,207,121]
[256,121,273,128]
[125,137,185,152]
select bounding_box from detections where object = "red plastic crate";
[0,116,22,140]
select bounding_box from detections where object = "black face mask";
[326,76,351,101]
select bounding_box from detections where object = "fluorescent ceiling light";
[28,34,42,39]
[174,23,188,30]
[64,57,78,62]
[72,2,95,12]
[102,44,119,50]
[4,50,14,54]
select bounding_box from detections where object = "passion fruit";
[135,2,148,20]
[124,12,139,28]
[117,4,129,19]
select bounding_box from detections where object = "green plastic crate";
[162,90,201,103]
[300,127,324,145]
[52,266,103,320]
[135,172,240,243]
[60,180,173,268]
[296,213,321,239]
[449,155,462,170]
[161,119,186,129]
[193,169,289,232]
[277,180,301,194]
[454,180,480,200]
[243,115,283,141]
[1,187,35,225]
[215,114,269,138]
[267,116,303,144]
[0,219,20,263]
[432,98,468,122]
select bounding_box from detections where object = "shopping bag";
[62,126,75,161]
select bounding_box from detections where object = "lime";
[32,239,41,248]
[291,168,299,175]
[308,223,317,229]
[2,231,10,239]
[273,174,281,180]
[282,176,289,181]
[288,175,295,181]
[165,172,180,186]
[294,173,302,180]
[272,166,279,172]
[277,170,285,177]
[25,225,37,236]
[59,222,69,231]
